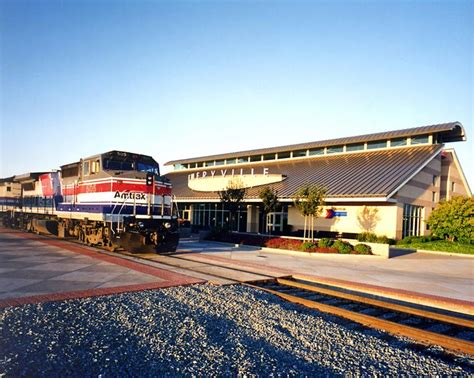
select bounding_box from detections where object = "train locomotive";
[0,150,179,253]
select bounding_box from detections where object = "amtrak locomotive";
[0,151,179,253]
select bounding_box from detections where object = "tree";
[258,186,280,233]
[293,184,327,240]
[427,196,474,243]
[218,178,246,231]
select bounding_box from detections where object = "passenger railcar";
[0,151,179,253]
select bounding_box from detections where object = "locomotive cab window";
[103,159,133,171]
[91,160,100,174]
[83,161,90,176]
[61,165,79,178]
[137,162,159,175]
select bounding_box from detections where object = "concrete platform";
[174,239,474,313]
[0,229,204,308]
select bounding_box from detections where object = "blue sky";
[1,0,472,188]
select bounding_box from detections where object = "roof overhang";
[436,122,466,143]
[173,197,397,203]
[165,121,466,166]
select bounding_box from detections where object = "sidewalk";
[177,239,474,305]
[0,229,203,308]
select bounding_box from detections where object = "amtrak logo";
[325,208,348,219]
[114,191,146,200]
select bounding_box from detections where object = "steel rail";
[244,282,474,356]
[277,278,474,329]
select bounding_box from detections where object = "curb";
[414,249,474,258]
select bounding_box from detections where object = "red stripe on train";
[62,182,172,196]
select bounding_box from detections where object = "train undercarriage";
[1,212,179,254]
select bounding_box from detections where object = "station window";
[451,181,456,192]
[326,146,344,154]
[226,158,236,165]
[308,148,324,156]
[367,140,387,150]
[293,150,307,158]
[432,191,436,202]
[250,155,261,162]
[6,186,11,192]
[391,137,407,147]
[411,135,429,145]
[174,164,185,170]
[432,175,438,186]
[215,160,225,166]
[196,162,203,168]
[402,204,423,238]
[346,143,364,152]
[205,161,215,167]
[263,153,276,161]
[277,151,291,159]
[237,157,248,164]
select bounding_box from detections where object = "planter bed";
[205,232,374,256]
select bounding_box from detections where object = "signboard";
[187,167,286,192]
[325,208,348,219]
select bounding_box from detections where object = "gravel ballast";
[1,284,472,376]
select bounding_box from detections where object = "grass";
[396,240,474,255]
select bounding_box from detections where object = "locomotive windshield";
[102,151,160,175]
[136,162,159,174]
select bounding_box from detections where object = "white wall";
[287,203,399,238]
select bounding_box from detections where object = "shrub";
[397,235,441,245]
[314,247,339,254]
[357,232,378,242]
[354,243,372,255]
[385,238,397,245]
[300,241,318,252]
[333,240,353,254]
[265,238,302,251]
[358,232,395,244]
[375,235,389,244]
[427,196,474,243]
[318,238,334,248]
[206,226,228,241]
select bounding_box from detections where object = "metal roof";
[165,122,464,166]
[166,145,443,201]
[13,172,49,182]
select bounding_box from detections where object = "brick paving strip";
[0,228,204,308]
[186,252,474,315]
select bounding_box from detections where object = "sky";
[0,0,473,189]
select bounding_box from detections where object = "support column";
[246,205,260,233]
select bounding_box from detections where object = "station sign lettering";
[188,167,269,181]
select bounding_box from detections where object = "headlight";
[164,222,171,229]
[137,222,145,228]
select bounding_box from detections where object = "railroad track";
[245,277,474,357]
[15,231,474,356]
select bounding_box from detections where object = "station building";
[165,122,471,240]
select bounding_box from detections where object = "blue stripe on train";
[57,203,167,216]
[0,196,63,209]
